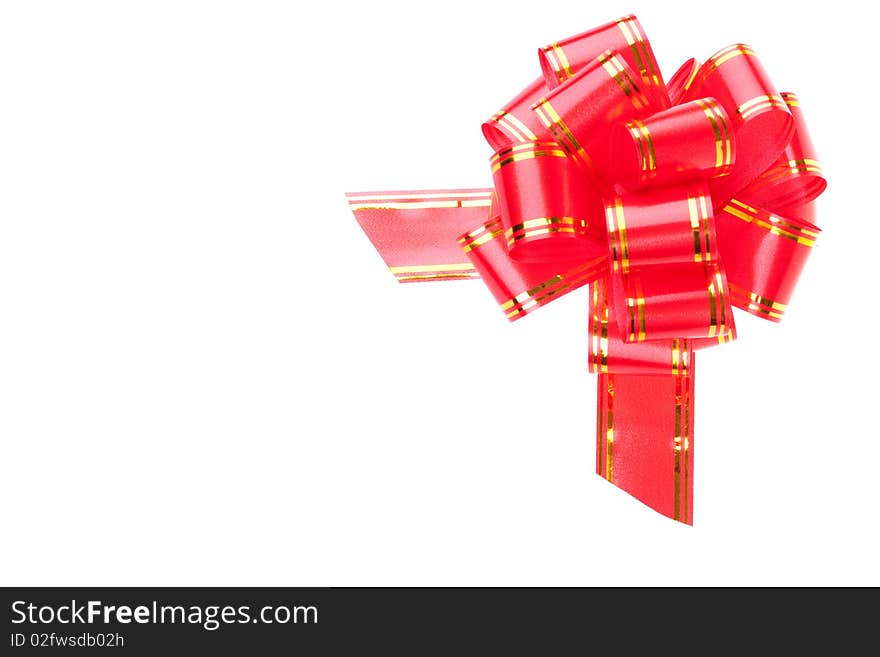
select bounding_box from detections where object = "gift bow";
[347,15,825,523]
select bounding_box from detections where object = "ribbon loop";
[605,185,717,271]
[667,58,700,106]
[482,77,547,150]
[460,212,606,321]
[491,141,603,262]
[538,14,669,106]
[590,277,695,376]
[716,198,819,321]
[738,92,827,212]
[610,262,735,343]
[687,44,794,203]
[609,98,735,190]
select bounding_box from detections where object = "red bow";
[347,15,825,523]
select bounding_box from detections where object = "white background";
[1,1,876,586]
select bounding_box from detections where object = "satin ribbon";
[347,15,826,523]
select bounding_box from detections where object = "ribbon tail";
[596,364,695,524]
[346,189,493,282]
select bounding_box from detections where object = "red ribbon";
[347,15,825,523]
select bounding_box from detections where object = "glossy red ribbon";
[347,15,826,523]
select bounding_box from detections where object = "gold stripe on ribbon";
[673,371,692,523]
[616,15,660,87]
[597,51,649,110]
[501,274,568,319]
[729,283,787,319]
[683,375,690,524]
[505,216,585,247]
[502,112,538,141]
[605,376,614,481]
[681,62,700,97]
[706,44,755,70]
[541,45,566,85]
[706,268,728,338]
[626,118,656,176]
[490,142,568,172]
[626,278,647,342]
[699,194,712,263]
[590,282,610,374]
[490,111,526,142]
[347,191,492,202]
[395,272,479,281]
[390,263,479,281]
[541,42,573,84]
[552,44,573,80]
[606,198,631,273]
[532,99,593,169]
[350,200,492,210]
[716,324,736,344]
[789,158,821,170]
[694,98,733,172]
[490,110,538,143]
[671,338,692,377]
[349,190,493,211]
[673,374,683,520]
[735,94,788,121]
[751,158,823,189]
[501,255,606,320]
[390,263,477,274]
[715,269,727,338]
[781,92,800,107]
[707,273,718,338]
[458,218,503,253]
[687,192,713,263]
[596,374,603,476]
[597,375,615,481]
[542,46,564,83]
[724,199,818,247]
